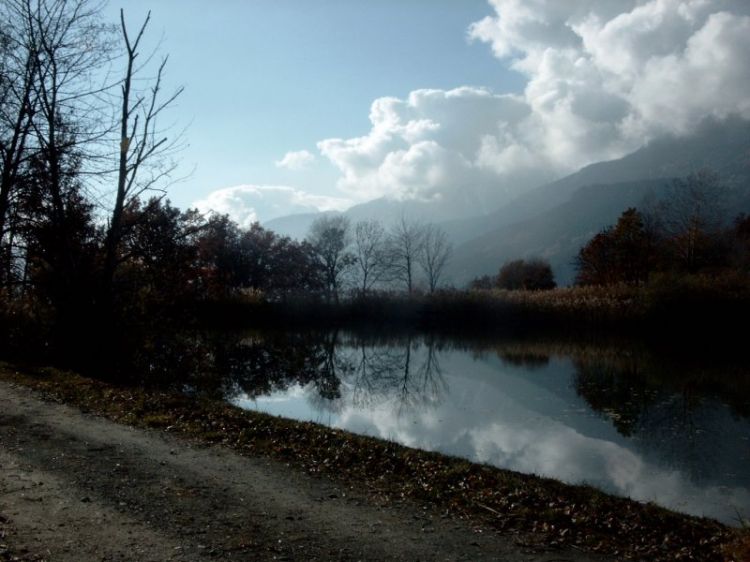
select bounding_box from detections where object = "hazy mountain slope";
[265,118,750,277]
[265,118,749,242]
[449,179,670,286]
[263,212,328,240]
[343,191,501,228]
[443,117,750,245]
[261,201,412,240]
[450,172,750,287]
[265,194,492,239]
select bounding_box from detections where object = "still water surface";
[219,332,750,525]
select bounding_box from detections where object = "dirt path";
[0,380,604,561]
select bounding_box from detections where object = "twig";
[476,502,502,517]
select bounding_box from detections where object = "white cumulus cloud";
[315,1,750,212]
[193,185,351,228]
[469,0,750,156]
[274,149,316,170]
[318,87,555,209]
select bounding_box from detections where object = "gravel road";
[0,380,604,561]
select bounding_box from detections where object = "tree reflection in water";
[211,330,343,402]
[132,329,750,442]
[569,350,750,439]
[202,331,449,416]
[341,334,448,416]
[183,332,750,436]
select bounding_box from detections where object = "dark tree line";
[575,171,748,286]
[0,6,320,301]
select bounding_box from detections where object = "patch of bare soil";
[0,381,602,561]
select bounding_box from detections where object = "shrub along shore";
[1,363,747,562]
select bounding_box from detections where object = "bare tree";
[2,0,112,299]
[0,7,37,286]
[386,214,425,294]
[0,0,109,288]
[307,215,353,302]
[103,9,185,293]
[352,219,387,295]
[26,0,113,197]
[418,223,452,293]
[659,170,728,272]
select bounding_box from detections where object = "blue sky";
[105,1,523,212]
[103,1,750,225]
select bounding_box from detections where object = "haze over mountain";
[444,118,750,245]
[265,117,750,285]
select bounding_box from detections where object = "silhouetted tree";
[497,258,555,290]
[576,208,657,286]
[266,237,324,299]
[575,230,616,286]
[104,9,184,299]
[468,274,494,290]
[352,219,388,295]
[117,198,203,307]
[658,171,729,272]
[233,222,276,291]
[194,214,242,298]
[234,222,323,298]
[0,6,37,287]
[1,0,110,298]
[386,215,425,294]
[21,153,99,353]
[418,223,452,293]
[610,208,656,285]
[307,215,353,302]
[496,259,526,290]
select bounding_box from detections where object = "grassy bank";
[1,363,747,561]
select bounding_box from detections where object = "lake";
[205,331,750,526]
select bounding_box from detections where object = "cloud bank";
[193,185,351,227]
[317,1,750,209]
[275,149,316,170]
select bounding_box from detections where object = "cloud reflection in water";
[233,339,750,524]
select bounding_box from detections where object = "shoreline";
[199,281,750,345]
[1,363,747,561]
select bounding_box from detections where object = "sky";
[103,1,750,226]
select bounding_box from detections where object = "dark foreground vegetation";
[0,363,747,562]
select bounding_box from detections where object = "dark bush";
[497,259,556,291]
